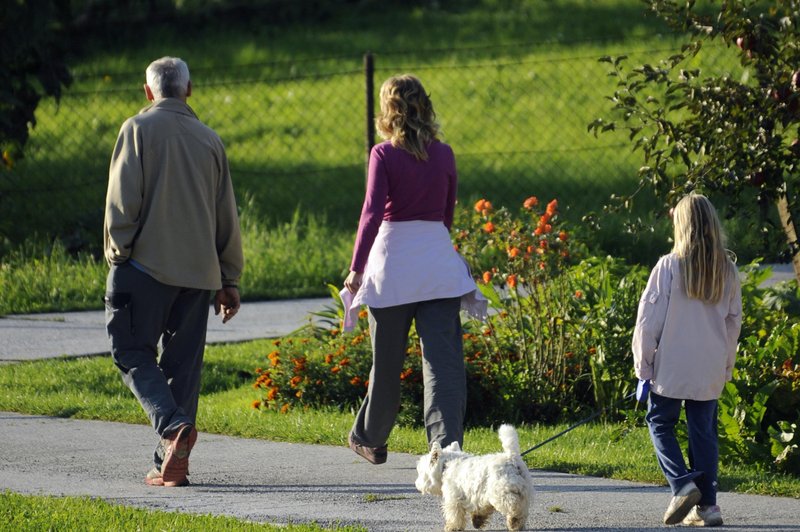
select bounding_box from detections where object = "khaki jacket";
[632,253,742,401]
[104,98,243,290]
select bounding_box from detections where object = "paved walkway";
[1,275,799,530]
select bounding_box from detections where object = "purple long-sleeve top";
[350,140,457,272]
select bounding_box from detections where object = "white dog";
[414,424,534,531]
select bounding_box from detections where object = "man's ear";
[143,84,155,102]
[185,80,192,98]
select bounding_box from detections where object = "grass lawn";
[0,491,364,531]
[1,339,798,499]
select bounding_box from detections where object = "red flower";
[483,221,495,233]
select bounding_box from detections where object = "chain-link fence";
[0,40,739,255]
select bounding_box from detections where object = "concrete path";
[0,297,331,362]
[3,411,800,531]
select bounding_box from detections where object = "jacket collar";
[139,98,198,119]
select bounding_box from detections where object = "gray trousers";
[105,263,210,465]
[350,297,465,450]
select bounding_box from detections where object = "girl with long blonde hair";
[342,75,486,465]
[633,193,742,527]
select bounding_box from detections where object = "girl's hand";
[344,271,363,294]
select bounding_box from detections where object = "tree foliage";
[0,0,73,168]
[590,0,800,281]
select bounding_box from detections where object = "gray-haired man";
[103,56,244,486]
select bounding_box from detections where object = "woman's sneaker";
[683,505,723,527]
[663,481,702,524]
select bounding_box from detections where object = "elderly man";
[103,57,244,487]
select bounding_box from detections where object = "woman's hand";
[344,271,363,294]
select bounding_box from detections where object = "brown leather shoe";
[348,432,387,465]
[160,424,197,487]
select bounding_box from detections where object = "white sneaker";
[663,481,702,524]
[683,505,723,527]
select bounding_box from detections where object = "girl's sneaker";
[683,505,723,527]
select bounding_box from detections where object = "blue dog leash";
[519,381,648,457]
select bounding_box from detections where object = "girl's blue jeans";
[646,391,719,506]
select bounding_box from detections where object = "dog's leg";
[442,498,467,531]
[505,507,528,532]
[471,506,494,529]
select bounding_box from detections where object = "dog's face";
[414,441,463,496]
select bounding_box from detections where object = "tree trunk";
[776,194,800,284]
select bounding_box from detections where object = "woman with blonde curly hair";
[342,74,486,465]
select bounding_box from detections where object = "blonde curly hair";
[376,74,440,160]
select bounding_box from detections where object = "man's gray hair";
[145,57,191,99]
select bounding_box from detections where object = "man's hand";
[214,286,240,324]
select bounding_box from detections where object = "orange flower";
[280,403,290,414]
[539,239,548,250]
[575,290,583,298]
[331,366,341,374]
[330,328,340,337]
[483,221,495,233]
[251,400,261,409]
[534,226,544,236]
[482,271,492,283]
[558,230,568,241]
[507,274,517,288]
[507,247,520,258]
[400,368,413,380]
[523,196,538,209]
[544,224,552,234]
[267,386,279,401]
[358,309,368,319]
[290,376,302,387]
[270,357,280,367]
[350,376,362,386]
[295,390,303,398]
[538,261,546,270]
[272,340,281,346]
[339,357,350,367]
[474,198,487,213]
[546,199,558,216]
[255,367,263,374]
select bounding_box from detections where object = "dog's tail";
[498,424,521,456]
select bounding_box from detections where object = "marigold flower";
[574,290,583,299]
[280,403,290,414]
[270,358,280,367]
[251,400,261,409]
[324,353,334,364]
[2,150,14,169]
[523,196,538,209]
[330,328,340,337]
[267,386,279,401]
[588,346,597,355]
[483,221,495,233]
[272,340,281,346]
[558,230,568,241]
[295,390,303,398]
[534,226,544,236]
[539,214,550,225]
[350,376,362,386]
[255,367,263,374]
[339,357,350,367]
[507,274,518,288]
[482,271,492,283]
[544,224,552,234]
[268,350,280,360]
[331,366,341,373]
[358,309,368,319]
[290,376,302,387]
[400,368,413,380]
[474,198,487,213]
[539,239,548,250]
[546,199,558,216]
[507,247,520,258]
[538,261,546,270]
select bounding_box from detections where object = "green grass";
[2,0,763,263]
[1,340,798,499]
[0,491,364,532]
[0,202,352,316]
